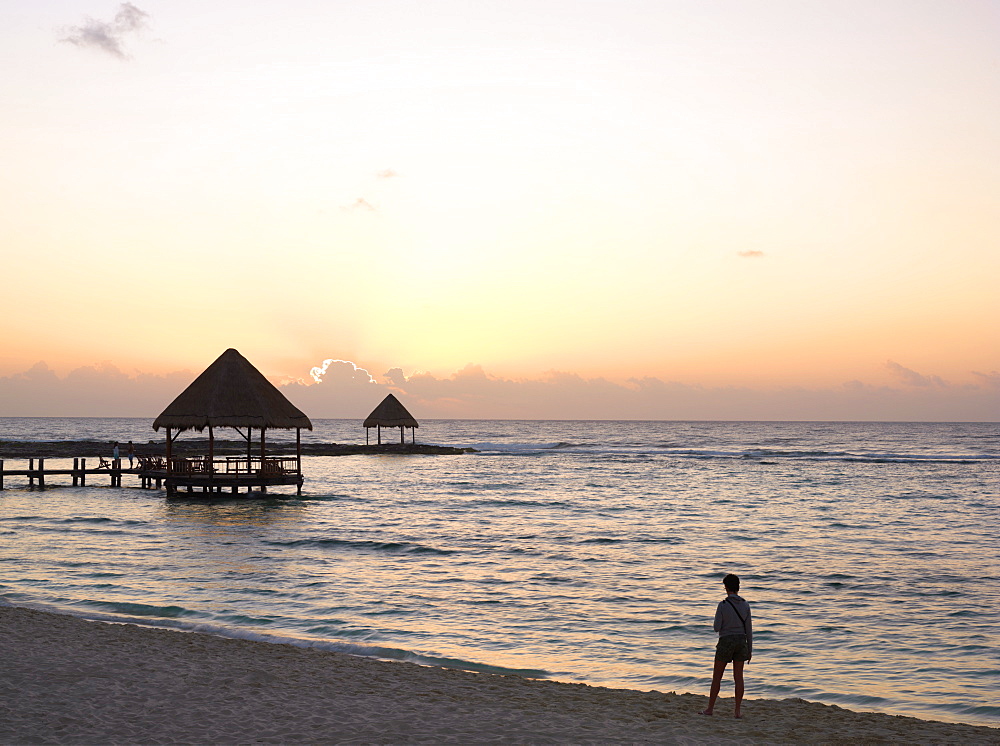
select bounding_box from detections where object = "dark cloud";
[737,250,765,258]
[60,3,149,60]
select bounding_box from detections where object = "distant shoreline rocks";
[0,440,475,459]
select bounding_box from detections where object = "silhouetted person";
[126,441,135,468]
[701,573,752,718]
[112,442,120,463]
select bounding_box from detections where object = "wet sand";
[2,606,996,744]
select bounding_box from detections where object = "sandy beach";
[2,606,996,745]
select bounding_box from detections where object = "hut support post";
[296,427,302,496]
[259,428,267,494]
[400,426,404,445]
[165,428,174,496]
[209,425,215,487]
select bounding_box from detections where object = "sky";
[1,0,998,420]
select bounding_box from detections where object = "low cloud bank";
[2,359,997,422]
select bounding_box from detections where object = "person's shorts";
[715,634,750,663]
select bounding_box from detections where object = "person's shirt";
[713,593,752,653]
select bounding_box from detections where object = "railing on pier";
[165,456,300,477]
[0,457,126,490]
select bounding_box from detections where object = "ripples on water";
[1,419,998,727]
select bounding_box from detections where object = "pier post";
[112,458,120,487]
[81,458,86,486]
[29,458,34,488]
[0,459,4,490]
[38,458,45,489]
[72,458,78,487]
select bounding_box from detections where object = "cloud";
[341,198,377,212]
[282,361,1000,422]
[737,250,765,258]
[885,360,947,388]
[309,359,376,384]
[972,370,1000,389]
[60,3,150,60]
[2,359,998,422]
[0,362,191,417]
[383,368,406,387]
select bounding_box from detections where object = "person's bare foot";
[734,712,742,719]
[700,709,713,716]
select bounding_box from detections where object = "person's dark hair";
[723,574,740,593]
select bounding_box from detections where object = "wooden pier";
[0,455,303,496]
[0,458,131,490]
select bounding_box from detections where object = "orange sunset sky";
[1,1,998,420]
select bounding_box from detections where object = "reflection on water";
[161,496,306,529]
[1,420,998,727]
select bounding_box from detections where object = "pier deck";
[0,456,303,496]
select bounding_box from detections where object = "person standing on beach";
[701,573,752,719]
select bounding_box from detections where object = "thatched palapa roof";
[363,394,418,429]
[153,349,313,432]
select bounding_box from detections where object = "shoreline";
[2,605,996,744]
[0,439,474,459]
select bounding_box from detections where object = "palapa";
[151,349,311,496]
[153,349,312,432]
[364,393,418,445]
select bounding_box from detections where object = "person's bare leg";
[732,660,745,718]
[701,659,728,715]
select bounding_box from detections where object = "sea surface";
[1,418,998,727]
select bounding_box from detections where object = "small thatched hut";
[363,393,418,445]
[152,348,312,495]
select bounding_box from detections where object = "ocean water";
[1,418,998,728]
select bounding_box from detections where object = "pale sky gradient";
[2,1,998,419]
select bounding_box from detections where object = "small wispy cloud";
[971,370,1000,389]
[60,3,149,60]
[885,360,946,388]
[341,198,377,213]
[376,169,400,179]
[737,250,765,258]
